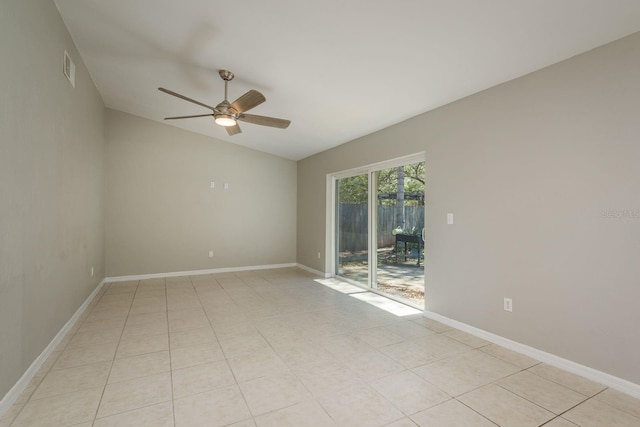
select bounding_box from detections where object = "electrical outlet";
[208,251,213,258]
[503,298,513,312]
[224,182,229,190]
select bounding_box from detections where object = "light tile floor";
[2,268,640,426]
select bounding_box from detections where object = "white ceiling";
[54,0,640,160]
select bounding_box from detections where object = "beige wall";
[105,110,297,277]
[0,0,105,399]
[298,33,640,384]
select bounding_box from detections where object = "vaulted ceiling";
[54,0,640,160]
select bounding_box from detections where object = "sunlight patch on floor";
[349,291,422,317]
[314,278,366,294]
[315,276,421,316]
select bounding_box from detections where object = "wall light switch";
[210,181,215,189]
[224,182,229,190]
[208,251,213,258]
[447,213,454,225]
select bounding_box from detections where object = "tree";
[337,162,424,206]
[396,166,405,228]
[337,174,368,204]
[377,162,424,206]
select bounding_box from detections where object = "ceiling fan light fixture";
[214,115,236,127]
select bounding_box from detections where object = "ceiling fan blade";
[164,114,213,120]
[226,123,242,136]
[231,90,266,114]
[158,87,217,111]
[238,113,291,129]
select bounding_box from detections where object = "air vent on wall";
[63,51,75,87]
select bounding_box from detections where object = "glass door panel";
[375,162,425,307]
[335,174,369,286]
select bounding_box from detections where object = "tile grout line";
[548,388,611,425]
[240,271,405,425]
[452,397,501,426]
[493,374,592,419]
[238,274,338,425]
[206,274,261,423]
[588,388,640,420]
[92,279,174,422]
[90,280,139,426]
[164,277,177,427]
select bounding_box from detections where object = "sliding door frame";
[326,153,426,303]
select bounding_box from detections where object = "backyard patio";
[338,247,425,307]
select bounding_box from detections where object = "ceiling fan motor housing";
[218,69,234,81]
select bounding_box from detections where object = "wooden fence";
[338,204,424,252]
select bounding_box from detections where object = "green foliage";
[378,163,425,206]
[337,174,368,204]
[337,162,425,205]
[378,163,424,191]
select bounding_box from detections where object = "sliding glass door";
[333,156,425,308]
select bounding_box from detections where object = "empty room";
[1,1,639,426]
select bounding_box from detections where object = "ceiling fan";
[158,70,290,136]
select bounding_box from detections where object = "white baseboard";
[423,310,640,399]
[0,279,107,418]
[105,263,298,282]
[296,263,331,278]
